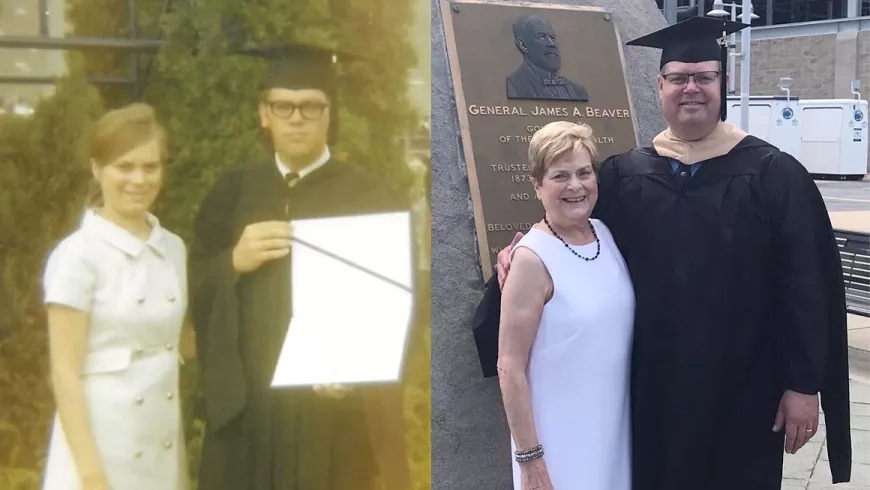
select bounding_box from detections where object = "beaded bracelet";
[514,444,544,463]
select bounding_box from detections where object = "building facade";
[736,19,869,102]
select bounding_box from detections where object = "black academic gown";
[189,157,410,490]
[593,136,852,490]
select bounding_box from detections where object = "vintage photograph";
[0,1,431,489]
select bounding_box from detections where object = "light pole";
[707,0,757,131]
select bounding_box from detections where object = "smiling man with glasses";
[187,43,411,490]
[493,15,852,490]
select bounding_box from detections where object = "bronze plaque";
[440,0,640,279]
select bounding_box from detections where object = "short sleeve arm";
[43,238,97,313]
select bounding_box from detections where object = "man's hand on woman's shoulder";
[497,232,525,290]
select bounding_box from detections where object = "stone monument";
[431,0,668,487]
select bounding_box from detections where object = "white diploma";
[270,211,414,388]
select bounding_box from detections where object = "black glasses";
[266,100,328,120]
[661,71,720,86]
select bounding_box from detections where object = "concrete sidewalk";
[849,315,870,383]
[781,378,870,489]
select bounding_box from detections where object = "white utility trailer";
[796,99,867,180]
[726,95,868,180]
[725,95,801,157]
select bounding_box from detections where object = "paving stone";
[808,462,870,488]
[784,441,825,480]
[851,414,870,432]
[848,402,870,417]
[850,381,870,405]
[781,479,810,490]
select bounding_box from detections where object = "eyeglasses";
[266,100,328,120]
[661,71,720,86]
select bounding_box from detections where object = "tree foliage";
[0,53,105,490]
[0,0,429,488]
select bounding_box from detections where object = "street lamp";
[707,0,757,132]
[707,1,758,95]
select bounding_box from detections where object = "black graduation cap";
[236,44,345,93]
[625,16,750,121]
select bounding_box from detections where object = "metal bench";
[834,229,870,318]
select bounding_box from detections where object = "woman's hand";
[180,315,197,362]
[496,232,524,290]
[82,473,112,490]
[520,459,554,490]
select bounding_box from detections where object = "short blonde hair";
[528,121,599,182]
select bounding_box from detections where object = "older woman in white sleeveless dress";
[41,103,194,490]
[497,121,635,490]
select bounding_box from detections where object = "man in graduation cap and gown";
[494,16,852,489]
[188,44,413,490]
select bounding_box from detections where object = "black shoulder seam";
[633,146,659,157]
[740,135,780,152]
[740,136,783,180]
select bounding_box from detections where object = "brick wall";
[735,33,856,98]
[861,32,870,97]
[735,32,870,171]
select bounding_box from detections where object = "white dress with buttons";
[41,210,188,490]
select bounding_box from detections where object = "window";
[0,0,42,35]
[0,0,73,37]
[0,48,67,111]
[655,0,701,8]
[667,0,853,27]
[0,83,55,115]
[0,48,67,77]
[767,0,846,24]
[657,0,707,22]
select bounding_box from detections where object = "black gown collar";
[625,136,774,178]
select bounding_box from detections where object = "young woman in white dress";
[41,103,195,490]
[497,121,635,490]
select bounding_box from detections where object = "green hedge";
[0,52,105,490]
[0,1,430,488]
